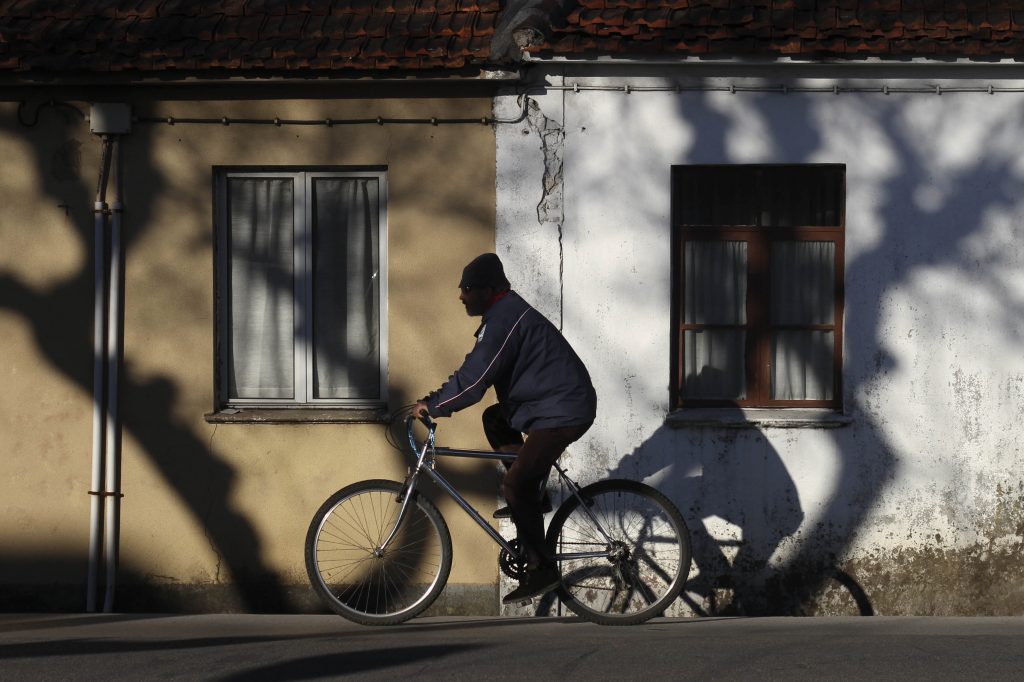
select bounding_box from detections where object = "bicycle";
[305,413,692,626]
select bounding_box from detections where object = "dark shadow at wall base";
[0,583,313,615]
[0,582,501,616]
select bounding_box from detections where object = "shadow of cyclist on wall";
[605,402,805,616]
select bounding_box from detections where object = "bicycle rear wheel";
[305,479,452,626]
[547,479,691,625]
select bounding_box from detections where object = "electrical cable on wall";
[16,99,86,127]
[134,95,531,128]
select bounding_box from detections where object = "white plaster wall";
[495,81,565,324]
[497,70,1024,615]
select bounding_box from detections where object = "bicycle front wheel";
[547,479,691,626]
[305,479,452,626]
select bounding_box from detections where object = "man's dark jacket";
[425,291,597,433]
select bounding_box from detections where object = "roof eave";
[522,53,1024,69]
[0,65,524,89]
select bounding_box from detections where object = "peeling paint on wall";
[525,98,564,227]
[950,367,984,443]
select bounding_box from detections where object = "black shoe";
[502,564,561,604]
[493,493,553,519]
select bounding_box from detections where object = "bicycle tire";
[546,479,691,626]
[305,479,452,626]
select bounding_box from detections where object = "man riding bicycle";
[414,253,597,604]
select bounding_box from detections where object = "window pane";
[771,330,834,400]
[227,178,295,399]
[311,178,381,400]
[760,167,843,227]
[677,167,759,226]
[685,241,747,324]
[684,330,746,400]
[771,241,835,325]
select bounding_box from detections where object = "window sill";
[665,408,852,429]
[204,407,390,424]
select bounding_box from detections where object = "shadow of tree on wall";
[1,84,500,612]
[571,79,1024,616]
[0,102,292,611]
[773,91,1024,615]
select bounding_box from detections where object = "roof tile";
[200,0,245,17]
[334,0,374,12]
[159,0,202,17]
[408,12,434,36]
[361,36,386,56]
[320,14,350,35]
[628,9,671,29]
[244,0,288,17]
[991,10,1012,31]
[345,13,368,36]
[474,11,497,36]
[302,13,328,37]
[216,15,265,40]
[383,34,408,54]
[389,12,410,34]
[285,0,318,12]
[322,37,361,57]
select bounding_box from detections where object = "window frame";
[214,167,389,410]
[670,163,845,410]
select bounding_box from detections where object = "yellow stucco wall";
[0,92,501,611]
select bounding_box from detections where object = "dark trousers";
[482,404,591,568]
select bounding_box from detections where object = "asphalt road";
[2,613,1023,681]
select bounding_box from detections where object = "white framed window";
[215,168,387,408]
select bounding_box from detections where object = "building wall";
[0,91,501,613]
[497,67,1024,615]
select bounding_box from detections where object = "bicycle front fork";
[378,459,428,554]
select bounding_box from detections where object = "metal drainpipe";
[102,136,124,613]
[86,136,113,613]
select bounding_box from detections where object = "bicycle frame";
[377,416,614,562]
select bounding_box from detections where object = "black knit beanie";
[459,253,510,290]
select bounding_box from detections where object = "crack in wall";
[525,97,566,327]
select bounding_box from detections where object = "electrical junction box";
[89,103,132,134]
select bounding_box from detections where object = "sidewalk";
[3,613,1024,680]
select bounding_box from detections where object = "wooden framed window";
[671,164,845,408]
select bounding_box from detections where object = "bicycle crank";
[498,538,530,580]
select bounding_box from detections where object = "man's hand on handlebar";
[412,401,431,421]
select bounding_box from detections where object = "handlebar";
[405,413,436,454]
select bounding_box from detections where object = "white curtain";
[683,241,747,399]
[312,178,380,399]
[770,241,835,400]
[228,178,295,399]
